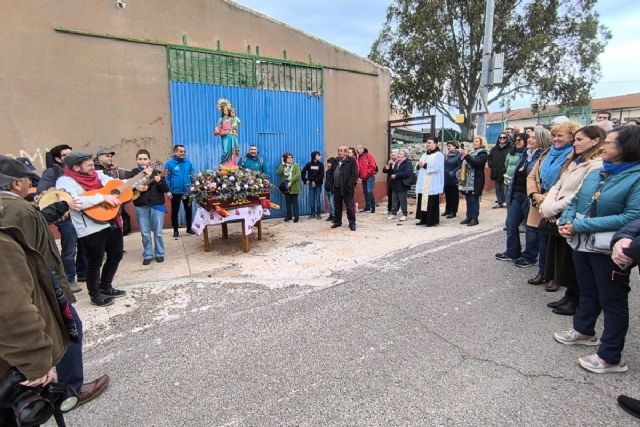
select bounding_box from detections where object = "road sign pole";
[476,0,495,138]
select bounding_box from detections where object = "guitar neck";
[112,162,162,193]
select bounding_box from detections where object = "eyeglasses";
[498,137,507,140]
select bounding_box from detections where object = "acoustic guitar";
[82,161,163,223]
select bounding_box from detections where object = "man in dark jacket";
[302,151,324,219]
[95,148,134,235]
[0,161,110,408]
[613,219,640,418]
[132,149,169,265]
[325,146,358,231]
[488,133,512,208]
[0,221,70,427]
[37,144,84,290]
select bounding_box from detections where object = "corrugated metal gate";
[168,46,324,217]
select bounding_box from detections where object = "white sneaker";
[399,215,407,221]
[387,215,397,220]
[553,329,599,346]
[578,353,628,374]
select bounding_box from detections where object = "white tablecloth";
[192,205,270,236]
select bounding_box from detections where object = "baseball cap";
[96,148,116,157]
[0,155,37,182]
[62,151,94,167]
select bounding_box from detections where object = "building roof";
[486,92,640,122]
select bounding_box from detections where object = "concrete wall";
[0,0,390,174]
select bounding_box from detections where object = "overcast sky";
[234,0,640,112]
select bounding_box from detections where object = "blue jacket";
[559,163,640,233]
[164,156,195,194]
[238,154,266,173]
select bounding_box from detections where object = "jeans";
[170,194,192,232]
[80,227,124,299]
[56,305,84,392]
[309,185,322,216]
[464,193,480,220]
[391,189,408,216]
[504,192,538,260]
[537,231,549,275]
[135,206,166,260]
[362,176,376,211]
[494,179,506,205]
[56,218,78,283]
[284,193,299,219]
[326,191,335,216]
[573,251,631,364]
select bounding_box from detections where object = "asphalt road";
[61,229,640,426]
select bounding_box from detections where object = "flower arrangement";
[188,168,272,207]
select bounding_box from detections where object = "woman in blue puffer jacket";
[554,126,640,374]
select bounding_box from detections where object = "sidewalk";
[72,196,509,330]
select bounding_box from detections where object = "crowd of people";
[1,112,640,424]
[487,117,640,416]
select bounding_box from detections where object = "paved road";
[61,228,640,426]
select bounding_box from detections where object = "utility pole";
[475,0,495,137]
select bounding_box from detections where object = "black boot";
[552,299,577,316]
[618,395,640,419]
[547,296,569,308]
[467,219,479,226]
[460,218,470,225]
[326,215,334,222]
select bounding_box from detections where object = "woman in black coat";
[457,137,489,226]
[387,149,413,221]
[443,141,462,218]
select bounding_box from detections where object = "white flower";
[222,184,227,189]
[244,184,249,189]
[229,176,235,181]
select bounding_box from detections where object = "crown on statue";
[216,98,232,111]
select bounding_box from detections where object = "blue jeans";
[505,192,535,259]
[494,179,506,205]
[537,231,549,274]
[326,191,335,216]
[56,305,84,392]
[573,251,631,364]
[362,176,376,211]
[464,193,480,221]
[56,218,78,283]
[309,185,322,216]
[136,206,166,260]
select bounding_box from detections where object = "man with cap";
[0,156,111,407]
[38,144,85,291]
[56,151,127,307]
[0,186,70,425]
[95,148,134,235]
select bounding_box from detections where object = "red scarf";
[63,166,103,191]
[63,166,123,230]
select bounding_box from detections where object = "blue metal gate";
[169,82,324,217]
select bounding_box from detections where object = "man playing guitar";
[55,152,134,307]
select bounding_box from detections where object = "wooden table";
[192,204,269,253]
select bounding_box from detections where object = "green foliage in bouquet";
[188,169,273,206]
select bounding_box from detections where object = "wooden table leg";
[241,219,250,253]
[221,223,229,239]
[257,220,262,240]
[203,226,211,252]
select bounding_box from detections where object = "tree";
[369,0,611,139]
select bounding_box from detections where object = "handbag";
[278,181,289,193]
[584,231,615,254]
[537,218,560,236]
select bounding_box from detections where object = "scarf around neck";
[63,166,102,191]
[603,161,639,175]
[540,144,573,190]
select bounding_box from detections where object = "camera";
[0,368,78,427]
